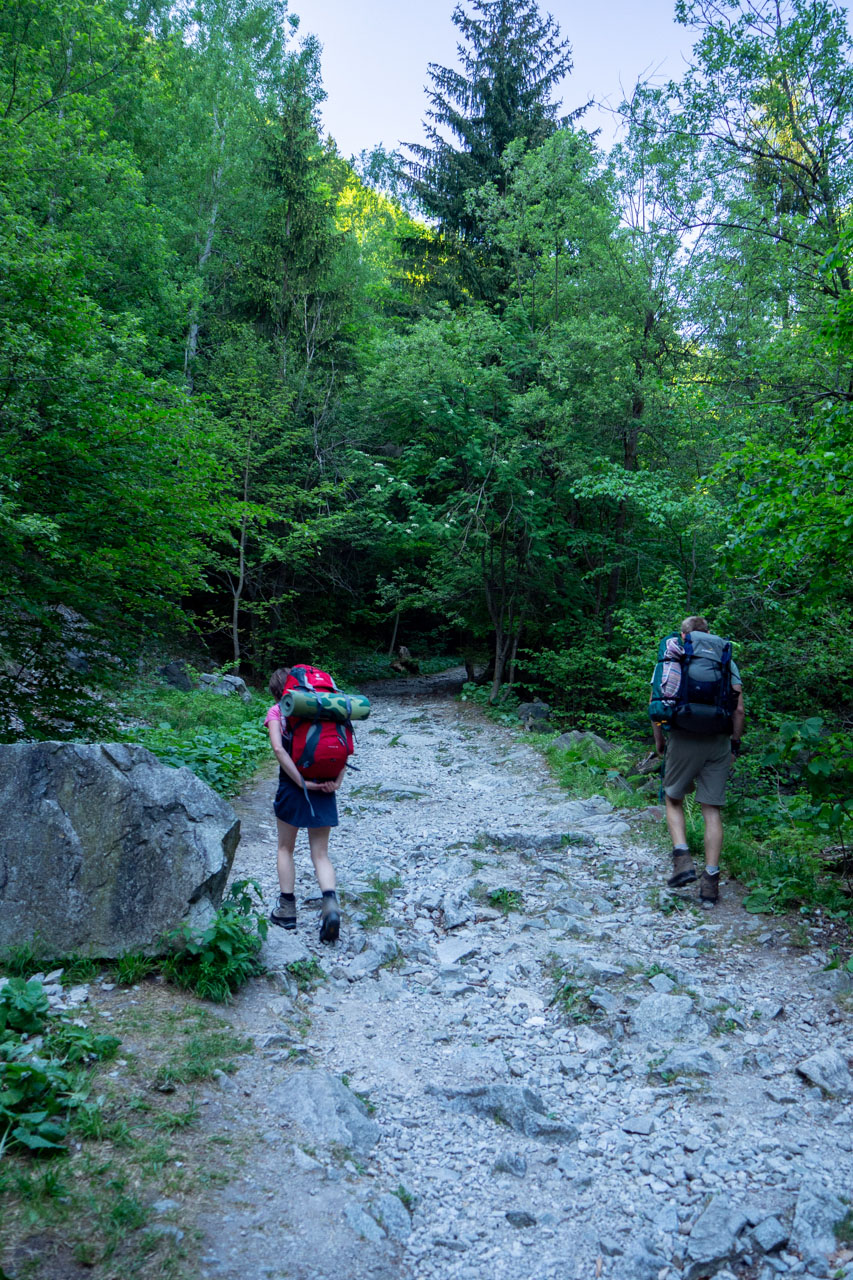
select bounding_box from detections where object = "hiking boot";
[270,894,297,930]
[319,892,340,944]
[667,849,697,888]
[699,870,720,907]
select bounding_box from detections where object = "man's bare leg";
[664,794,696,886]
[664,794,688,849]
[699,804,722,868]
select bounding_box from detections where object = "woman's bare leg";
[307,827,335,893]
[276,820,298,893]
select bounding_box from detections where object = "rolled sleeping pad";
[280,689,371,722]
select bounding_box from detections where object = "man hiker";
[651,615,745,907]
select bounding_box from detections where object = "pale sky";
[294,0,698,158]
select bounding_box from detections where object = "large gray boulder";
[0,742,240,957]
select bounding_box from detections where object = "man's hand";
[653,724,666,756]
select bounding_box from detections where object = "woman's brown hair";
[268,667,291,700]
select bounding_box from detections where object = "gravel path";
[194,693,853,1280]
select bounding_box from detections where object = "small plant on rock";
[549,969,594,1023]
[287,959,326,992]
[834,1207,853,1244]
[393,1184,415,1212]
[361,874,402,929]
[488,888,523,916]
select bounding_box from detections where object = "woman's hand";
[312,769,346,794]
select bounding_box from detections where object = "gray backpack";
[649,631,736,734]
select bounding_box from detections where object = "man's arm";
[652,718,666,755]
[731,688,745,747]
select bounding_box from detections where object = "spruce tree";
[406,0,573,239]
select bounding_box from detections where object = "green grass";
[0,984,253,1280]
[154,1019,253,1088]
[114,952,156,985]
[360,874,402,928]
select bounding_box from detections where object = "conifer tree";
[406,0,574,239]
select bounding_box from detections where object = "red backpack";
[280,665,354,781]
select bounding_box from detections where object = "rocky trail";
[194,692,853,1280]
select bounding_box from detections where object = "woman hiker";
[264,666,344,943]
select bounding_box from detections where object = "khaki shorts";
[664,731,732,807]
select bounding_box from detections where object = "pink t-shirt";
[264,704,282,728]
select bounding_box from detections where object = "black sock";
[279,892,295,902]
[322,889,337,899]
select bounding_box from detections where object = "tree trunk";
[229,432,253,668]
[185,109,226,393]
[507,625,522,688]
[387,610,400,661]
[489,629,513,703]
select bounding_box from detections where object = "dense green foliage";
[117,682,268,794]
[1,0,850,886]
[0,979,120,1153]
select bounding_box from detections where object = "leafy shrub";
[139,721,267,795]
[459,681,520,725]
[160,880,268,1002]
[117,686,268,796]
[487,888,523,915]
[0,978,49,1036]
[762,717,853,842]
[545,738,644,807]
[0,979,119,1154]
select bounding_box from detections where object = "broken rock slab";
[435,936,480,966]
[656,1046,721,1078]
[268,1070,379,1157]
[630,993,708,1043]
[795,1047,853,1096]
[789,1181,847,1269]
[684,1195,749,1280]
[426,1083,578,1143]
[261,929,312,972]
[369,1192,412,1240]
[0,742,239,956]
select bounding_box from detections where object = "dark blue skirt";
[273,771,339,828]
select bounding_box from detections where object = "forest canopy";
[1,0,851,763]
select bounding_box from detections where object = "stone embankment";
[194,693,853,1280]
